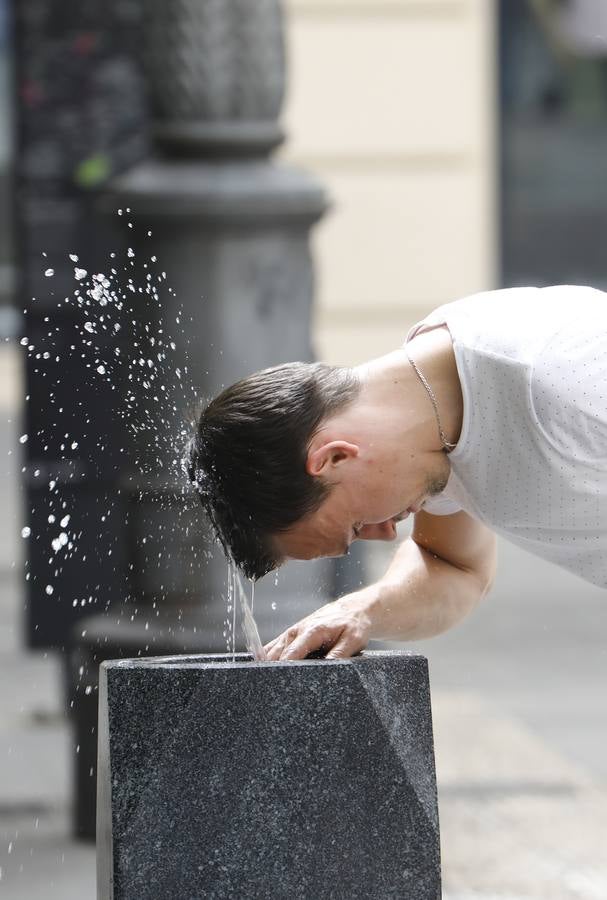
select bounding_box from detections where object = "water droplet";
[44,268,54,277]
[45,585,54,595]
[88,285,104,303]
[97,365,106,375]
[21,526,31,538]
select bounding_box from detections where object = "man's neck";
[355,327,463,453]
[405,325,463,451]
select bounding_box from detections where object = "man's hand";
[263,515,496,662]
[263,588,378,661]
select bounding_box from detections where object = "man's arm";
[367,509,497,641]
[264,510,497,660]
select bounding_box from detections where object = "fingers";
[264,623,340,661]
[283,625,338,661]
[264,624,365,661]
[264,626,299,661]
[324,631,366,659]
[263,599,371,661]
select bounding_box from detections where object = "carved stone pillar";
[104,0,332,638]
[145,0,286,157]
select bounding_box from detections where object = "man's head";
[185,341,456,579]
[184,361,361,580]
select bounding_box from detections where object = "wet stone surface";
[97,650,441,900]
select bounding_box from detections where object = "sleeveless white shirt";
[405,285,607,589]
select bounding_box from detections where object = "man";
[186,285,607,661]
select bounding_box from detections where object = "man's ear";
[305,440,359,477]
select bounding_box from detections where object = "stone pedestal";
[97,650,441,899]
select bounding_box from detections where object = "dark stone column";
[97,651,442,899]
[13,0,150,651]
[98,0,334,647]
[102,158,333,640]
[71,0,337,840]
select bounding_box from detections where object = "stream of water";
[234,565,266,660]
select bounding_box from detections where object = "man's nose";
[358,521,397,542]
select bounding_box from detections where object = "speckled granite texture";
[97,651,441,899]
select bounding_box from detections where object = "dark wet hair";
[184,362,360,580]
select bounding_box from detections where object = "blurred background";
[1,0,607,897]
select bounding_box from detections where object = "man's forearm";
[366,535,489,641]
[264,532,492,660]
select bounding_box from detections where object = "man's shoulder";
[405,287,539,342]
[407,285,607,355]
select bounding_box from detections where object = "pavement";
[1,341,606,899]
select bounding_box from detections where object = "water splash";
[21,215,272,658]
[20,225,204,624]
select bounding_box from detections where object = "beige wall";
[280,0,498,364]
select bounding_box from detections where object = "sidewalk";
[0,341,96,897]
[0,573,95,899]
[436,692,607,898]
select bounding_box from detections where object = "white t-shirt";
[405,285,607,589]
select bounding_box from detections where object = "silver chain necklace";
[405,349,457,453]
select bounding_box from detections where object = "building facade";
[280,0,497,364]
